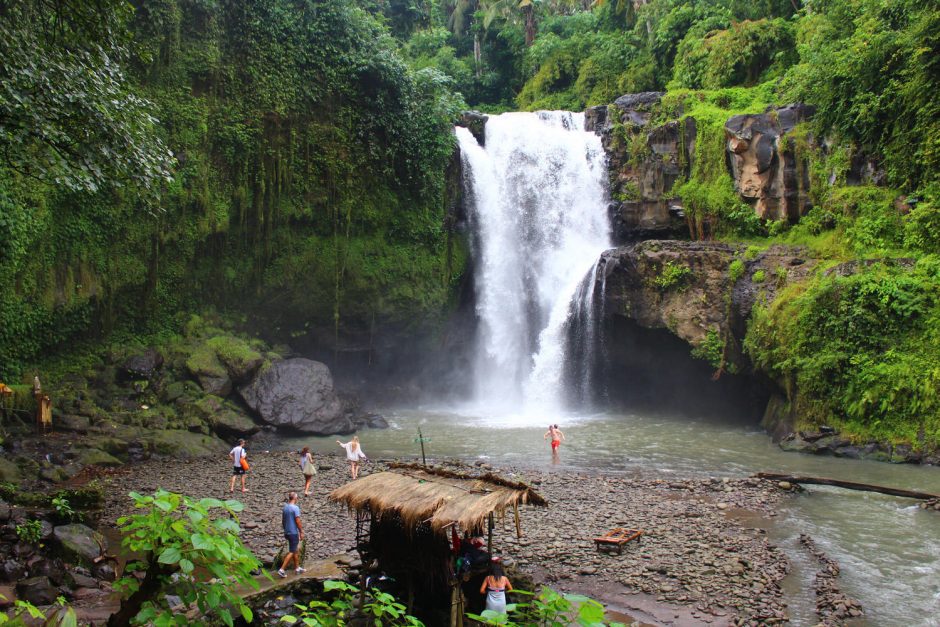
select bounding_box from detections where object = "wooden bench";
[593,528,643,554]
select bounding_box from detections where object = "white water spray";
[456,112,611,414]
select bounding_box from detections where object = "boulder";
[120,348,164,380]
[186,345,232,396]
[1,559,25,581]
[77,448,123,467]
[239,359,351,434]
[206,336,264,383]
[15,576,56,606]
[146,429,228,458]
[56,414,91,433]
[53,524,106,565]
[209,409,261,439]
[0,459,20,484]
[0,500,10,523]
[724,104,815,222]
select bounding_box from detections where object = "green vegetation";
[746,259,940,446]
[113,490,260,626]
[691,329,726,371]
[14,520,42,545]
[468,587,625,626]
[728,259,746,283]
[282,580,424,626]
[652,261,692,291]
[0,0,465,380]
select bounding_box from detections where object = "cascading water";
[456,112,611,414]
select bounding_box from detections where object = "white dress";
[343,443,366,461]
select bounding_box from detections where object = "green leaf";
[157,546,182,564]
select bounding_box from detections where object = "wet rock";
[239,359,351,435]
[0,500,10,523]
[0,459,21,484]
[56,414,91,433]
[77,448,123,467]
[457,111,488,146]
[53,524,106,565]
[120,349,164,381]
[16,576,57,606]
[1,559,25,581]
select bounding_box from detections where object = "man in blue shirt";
[277,492,306,577]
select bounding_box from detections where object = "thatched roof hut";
[329,464,546,626]
[329,463,547,535]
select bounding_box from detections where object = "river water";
[284,407,940,626]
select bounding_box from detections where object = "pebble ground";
[101,451,795,626]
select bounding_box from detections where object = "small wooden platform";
[594,527,643,554]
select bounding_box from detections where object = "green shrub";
[15,520,42,545]
[652,261,692,291]
[752,269,766,283]
[691,329,725,370]
[672,18,797,90]
[745,260,940,446]
[282,580,423,626]
[468,587,619,627]
[728,259,745,283]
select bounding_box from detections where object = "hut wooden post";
[513,502,522,538]
[487,513,493,554]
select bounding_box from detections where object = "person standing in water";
[479,558,513,614]
[336,436,367,479]
[277,491,306,578]
[543,424,565,460]
[298,446,316,496]
[229,439,248,493]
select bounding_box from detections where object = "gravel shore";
[100,450,793,626]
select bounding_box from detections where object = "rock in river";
[239,358,351,434]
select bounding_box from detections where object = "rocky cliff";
[587,93,815,242]
[598,240,816,373]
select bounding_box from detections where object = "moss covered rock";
[147,429,227,458]
[77,448,123,467]
[185,345,232,396]
[207,336,263,383]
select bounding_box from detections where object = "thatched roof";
[329,463,547,534]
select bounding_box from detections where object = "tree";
[110,490,262,626]
[0,0,174,194]
[482,0,540,45]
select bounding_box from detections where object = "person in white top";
[229,439,248,493]
[336,436,367,479]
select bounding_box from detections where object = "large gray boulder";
[239,359,351,434]
[53,524,107,565]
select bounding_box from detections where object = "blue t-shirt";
[282,503,301,536]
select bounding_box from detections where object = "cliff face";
[598,240,816,373]
[587,94,815,243]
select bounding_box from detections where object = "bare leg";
[304,476,312,495]
[241,475,247,492]
[280,552,294,572]
[351,462,359,479]
[229,474,236,492]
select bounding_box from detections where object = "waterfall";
[456,111,610,414]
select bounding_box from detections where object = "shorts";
[551,440,560,450]
[285,533,299,553]
[232,466,245,476]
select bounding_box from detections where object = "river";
[283,406,940,626]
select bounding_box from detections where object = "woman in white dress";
[298,446,316,495]
[336,436,367,479]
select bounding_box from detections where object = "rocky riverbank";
[100,452,809,626]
